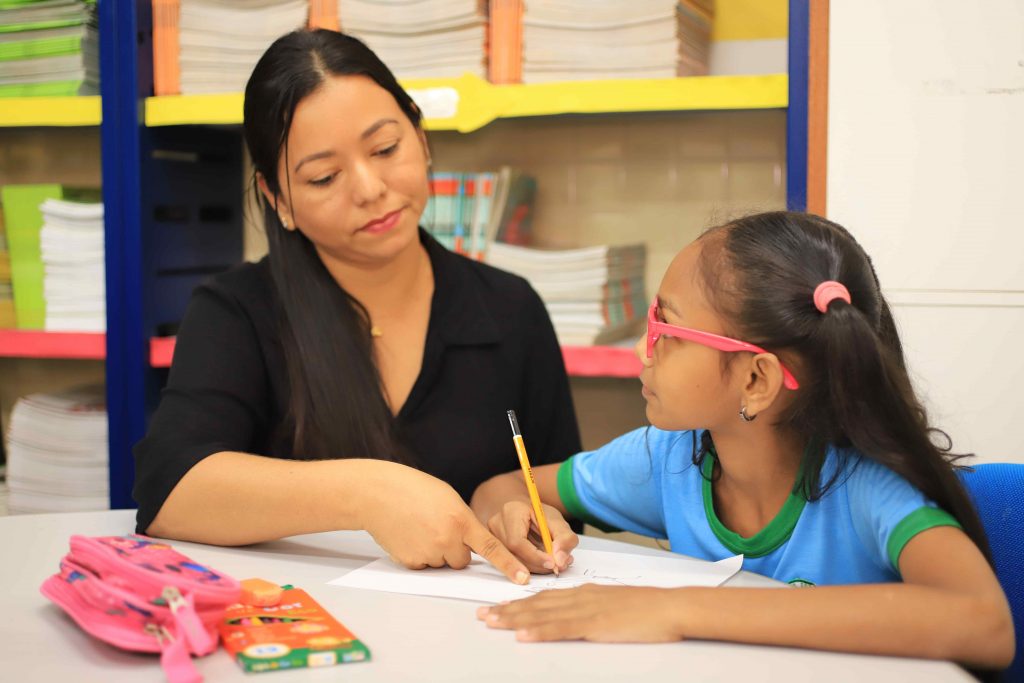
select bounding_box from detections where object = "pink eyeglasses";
[646,298,800,390]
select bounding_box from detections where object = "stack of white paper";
[5,386,109,515]
[338,0,487,79]
[487,242,647,346]
[0,0,94,97]
[521,0,712,83]
[178,0,308,94]
[38,197,104,332]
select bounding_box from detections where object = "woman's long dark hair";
[693,211,992,564]
[242,29,422,463]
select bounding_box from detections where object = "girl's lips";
[360,208,402,234]
[641,384,654,399]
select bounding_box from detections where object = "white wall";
[827,0,1024,463]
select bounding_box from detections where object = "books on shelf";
[39,196,104,332]
[0,206,14,328]
[0,184,102,330]
[486,242,647,346]
[519,0,713,83]
[5,385,109,515]
[153,0,308,95]
[0,0,97,97]
[338,0,487,80]
[422,166,534,257]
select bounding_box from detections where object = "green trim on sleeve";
[556,457,620,533]
[886,506,962,572]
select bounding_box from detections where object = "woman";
[132,29,581,582]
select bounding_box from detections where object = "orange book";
[488,0,522,83]
[308,0,340,31]
[219,587,370,673]
[152,0,181,96]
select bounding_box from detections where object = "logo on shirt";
[787,577,816,588]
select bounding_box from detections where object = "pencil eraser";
[240,578,283,607]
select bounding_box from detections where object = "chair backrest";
[958,463,1024,680]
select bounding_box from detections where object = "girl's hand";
[486,500,577,574]
[477,585,682,642]
[360,462,531,584]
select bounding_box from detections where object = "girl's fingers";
[516,620,587,642]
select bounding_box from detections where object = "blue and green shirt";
[557,427,961,586]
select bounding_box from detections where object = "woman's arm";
[480,525,1015,669]
[150,451,532,583]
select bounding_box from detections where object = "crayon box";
[218,587,370,672]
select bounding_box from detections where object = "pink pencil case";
[40,534,241,683]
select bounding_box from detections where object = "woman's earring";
[279,215,289,229]
[739,405,757,422]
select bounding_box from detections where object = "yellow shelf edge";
[0,96,102,127]
[145,73,788,131]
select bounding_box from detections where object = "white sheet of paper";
[327,549,743,604]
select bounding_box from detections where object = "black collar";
[420,229,501,347]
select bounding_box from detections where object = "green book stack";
[0,0,97,97]
[0,205,15,328]
[0,184,100,329]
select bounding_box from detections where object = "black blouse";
[132,232,582,533]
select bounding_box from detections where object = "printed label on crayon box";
[218,588,370,672]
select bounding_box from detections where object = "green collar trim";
[702,443,808,558]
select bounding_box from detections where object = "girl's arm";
[471,463,576,573]
[480,525,1015,669]
[150,451,531,583]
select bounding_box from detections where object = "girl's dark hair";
[242,29,422,463]
[693,211,991,563]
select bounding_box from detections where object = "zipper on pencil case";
[146,623,203,683]
[68,535,239,604]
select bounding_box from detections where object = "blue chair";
[958,464,1024,680]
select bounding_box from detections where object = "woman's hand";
[477,585,683,642]
[486,500,577,574]
[360,462,531,584]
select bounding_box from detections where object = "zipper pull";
[145,624,202,683]
[163,586,216,655]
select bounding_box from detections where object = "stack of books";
[154,0,308,95]
[5,386,109,515]
[519,0,713,83]
[0,184,101,329]
[338,0,487,79]
[0,0,96,97]
[39,197,104,332]
[0,206,14,327]
[422,167,534,258]
[486,242,647,346]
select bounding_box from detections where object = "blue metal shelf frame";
[786,0,810,211]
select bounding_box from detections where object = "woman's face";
[264,74,430,266]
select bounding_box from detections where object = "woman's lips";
[360,208,402,234]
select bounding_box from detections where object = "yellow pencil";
[507,409,558,577]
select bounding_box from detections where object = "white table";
[0,510,971,682]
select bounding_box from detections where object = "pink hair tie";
[813,281,851,313]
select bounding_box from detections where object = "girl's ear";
[257,172,295,231]
[739,353,788,419]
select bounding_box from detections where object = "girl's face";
[263,74,430,266]
[634,241,744,431]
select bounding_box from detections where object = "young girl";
[471,211,1014,669]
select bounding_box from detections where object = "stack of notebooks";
[486,242,647,346]
[338,0,487,79]
[422,167,534,257]
[0,0,97,97]
[0,205,14,327]
[153,0,308,95]
[5,385,109,515]
[519,0,713,83]
[39,197,104,331]
[0,184,102,330]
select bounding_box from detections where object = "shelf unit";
[0,0,813,508]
